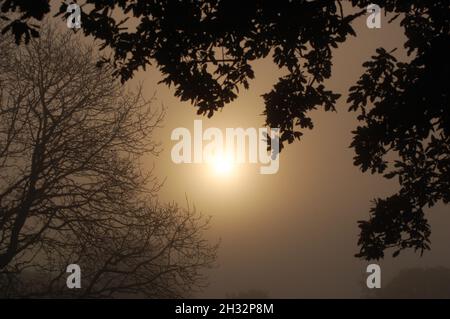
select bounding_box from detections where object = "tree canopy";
[0,0,448,260]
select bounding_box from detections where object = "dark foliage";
[0,0,49,43]
[349,1,449,259]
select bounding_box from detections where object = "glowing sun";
[210,155,234,175]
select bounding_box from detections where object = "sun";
[209,154,234,176]
[213,157,233,174]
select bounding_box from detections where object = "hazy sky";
[121,7,450,298]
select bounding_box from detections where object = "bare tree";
[0,25,217,298]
